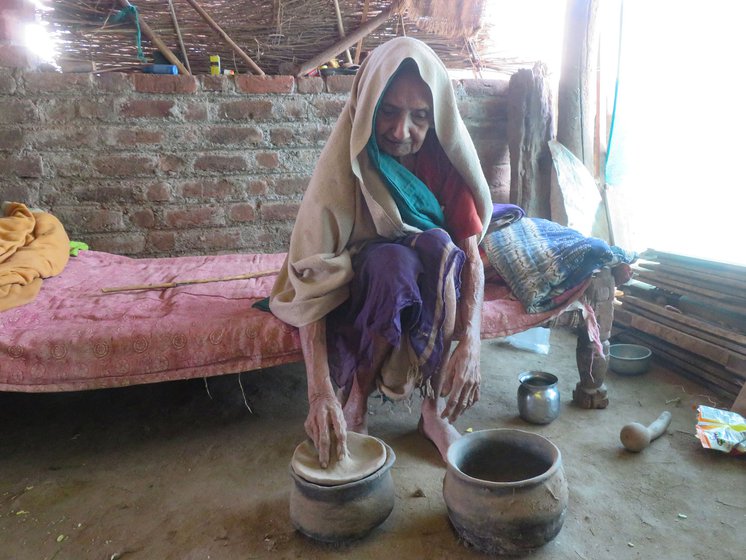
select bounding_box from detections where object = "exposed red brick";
[179,179,237,199]
[116,129,164,146]
[182,101,208,121]
[0,45,31,69]
[199,75,226,92]
[146,182,172,202]
[297,77,324,94]
[84,233,146,255]
[246,179,268,196]
[218,99,273,121]
[204,126,263,145]
[164,206,225,228]
[325,75,355,93]
[261,201,300,222]
[24,73,92,94]
[0,74,16,94]
[147,231,175,253]
[133,74,198,94]
[311,98,346,120]
[94,72,133,93]
[194,154,248,173]
[55,207,124,232]
[130,208,155,228]
[255,151,279,169]
[0,127,23,150]
[121,100,175,119]
[159,154,186,174]
[228,203,256,222]
[73,183,145,204]
[235,75,294,94]
[276,99,309,119]
[0,99,36,123]
[269,124,331,147]
[270,175,310,196]
[31,127,96,150]
[93,155,158,177]
[76,99,113,120]
[0,154,42,177]
[177,228,244,252]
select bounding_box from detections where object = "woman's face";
[374,70,433,158]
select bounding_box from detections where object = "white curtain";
[605,0,746,265]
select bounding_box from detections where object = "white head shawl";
[270,37,492,327]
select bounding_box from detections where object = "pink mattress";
[0,251,575,392]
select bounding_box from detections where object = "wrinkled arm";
[299,318,348,468]
[440,234,484,422]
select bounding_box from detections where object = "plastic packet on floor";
[695,405,746,456]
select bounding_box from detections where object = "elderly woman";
[270,37,492,467]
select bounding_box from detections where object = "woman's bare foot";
[418,398,461,462]
[342,383,369,434]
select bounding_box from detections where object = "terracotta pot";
[443,429,568,556]
[289,441,396,543]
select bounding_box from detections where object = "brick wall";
[0,69,511,257]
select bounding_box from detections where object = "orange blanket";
[0,202,70,311]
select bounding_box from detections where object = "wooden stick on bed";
[101,269,280,293]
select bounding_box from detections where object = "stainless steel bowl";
[609,344,652,376]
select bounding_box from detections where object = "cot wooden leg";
[573,334,609,409]
[572,267,615,409]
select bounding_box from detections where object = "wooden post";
[183,0,265,75]
[353,0,371,64]
[557,0,601,173]
[332,0,354,65]
[297,1,401,77]
[167,0,191,74]
[116,0,189,75]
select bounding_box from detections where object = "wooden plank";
[620,295,746,349]
[637,259,746,288]
[643,249,746,276]
[615,331,740,400]
[616,310,746,374]
[633,270,746,311]
[634,263,746,299]
[633,268,746,305]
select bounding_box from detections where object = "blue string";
[112,5,147,63]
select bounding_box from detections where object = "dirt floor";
[1,329,743,560]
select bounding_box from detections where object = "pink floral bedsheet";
[0,251,300,392]
[0,251,581,393]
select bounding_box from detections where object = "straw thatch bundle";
[43,0,537,76]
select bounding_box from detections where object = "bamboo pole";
[115,0,189,75]
[183,0,265,75]
[101,269,280,294]
[353,0,371,64]
[297,1,402,77]
[332,0,354,65]
[167,0,192,74]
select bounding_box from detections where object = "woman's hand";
[440,335,481,422]
[299,318,348,468]
[440,234,483,423]
[305,391,348,468]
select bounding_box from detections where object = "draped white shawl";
[269,37,492,327]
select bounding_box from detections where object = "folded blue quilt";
[482,218,636,313]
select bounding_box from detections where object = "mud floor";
[1,329,743,560]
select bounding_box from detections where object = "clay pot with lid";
[443,429,568,555]
[289,440,396,543]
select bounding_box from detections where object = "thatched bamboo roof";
[43,0,537,76]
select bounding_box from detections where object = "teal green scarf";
[366,70,445,232]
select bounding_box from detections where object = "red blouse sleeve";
[414,134,484,243]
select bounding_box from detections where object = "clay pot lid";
[291,432,387,486]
